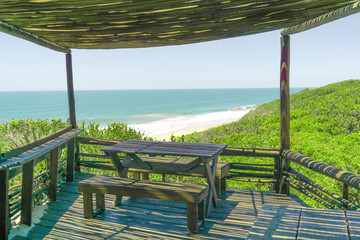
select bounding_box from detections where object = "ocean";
[0,88,303,137]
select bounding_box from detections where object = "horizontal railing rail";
[76,137,281,191]
[0,127,82,240]
[282,149,360,210]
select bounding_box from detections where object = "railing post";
[273,156,280,192]
[343,183,349,200]
[0,169,9,240]
[48,147,60,202]
[66,138,76,182]
[280,35,290,194]
[21,159,34,226]
[66,53,77,128]
[75,142,81,172]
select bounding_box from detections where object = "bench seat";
[78,175,209,233]
[126,159,230,198]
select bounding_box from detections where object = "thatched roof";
[0,0,358,51]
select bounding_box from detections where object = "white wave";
[129,105,256,137]
[128,113,179,119]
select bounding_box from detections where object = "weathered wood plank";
[0,169,9,240]
[297,208,349,240]
[48,147,60,202]
[20,159,34,226]
[246,205,301,240]
[124,155,203,173]
[283,150,360,191]
[66,138,76,182]
[280,34,290,195]
[66,53,77,128]
[16,173,308,239]
[346,210,360,239]
[78,175,208,203]
[0,129,83,170]
[102,140,227,158]
[1,127,72,160]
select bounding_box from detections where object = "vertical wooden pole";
[48,147,59,202]
[273,156,280,193]
[66,53,77,128]
[66,138,76,182]
[21,159,34,226]
[343,183,349,200]
[75,142,81,172]
[280,35,290,195]
[0,169,9,240]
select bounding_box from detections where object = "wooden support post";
[48,147,59,202]
[66,138,76,182]
[21,159,34,226]
[187,202,198,233]
[274,156,280,193]
[83,192,93,219]
[343,183,349,200]
[280,35,290,195]
[0,169,9,240]
[75,142,80,172]
[66,53,77,128]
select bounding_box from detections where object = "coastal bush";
[174,79,360,207]
[2,79,360,209]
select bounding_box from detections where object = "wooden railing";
[281,149,360,210]
[76,137,281,191]
[76,137,360,210]
[3,135,359,239]
[0,127,82,239]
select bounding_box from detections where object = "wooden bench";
[78,175,209,233]
[125,158,230,198]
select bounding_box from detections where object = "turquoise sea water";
[0,89,303,135]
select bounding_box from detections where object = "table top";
[102,140,227,158]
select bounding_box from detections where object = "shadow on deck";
[16,173,306,239]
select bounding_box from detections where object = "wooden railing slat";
[0,169,9,240]
[0,128,82,170]
[66,138,76,182]
[20,159,34,226]
[1,126,72,160]
[48,147,60,202]
[283,149,360,191]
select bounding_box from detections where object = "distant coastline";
[0,88,303,137]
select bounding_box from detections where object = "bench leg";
[215,174,221,199]
[198,200,205,225]
[95,193,105,215]
[142,172,150,180]
[187,202,199,234]
[133,172,141,180]
[221,176,227,193]
[83,192,93,219]
[114,196,122,206]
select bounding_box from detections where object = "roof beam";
[0,21,71,53]
[281,1,360,36]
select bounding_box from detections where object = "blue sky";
[0,13,359,91]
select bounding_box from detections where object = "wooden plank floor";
[246,205,360,240]
[20,173,306,239]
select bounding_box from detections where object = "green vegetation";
[1,79,359,209]
[173,79,360,207]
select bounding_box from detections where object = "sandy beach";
[153,125,218,141]
[129,106,256,141]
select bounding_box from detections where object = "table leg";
[202,157,218,217]
[108,152,128,205]
[108,152,128,178]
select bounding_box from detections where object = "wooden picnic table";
[101,140,227,215]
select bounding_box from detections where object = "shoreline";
[153,124,219,141]
[131,107,257,141]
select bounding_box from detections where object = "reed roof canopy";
[0,0,359,52]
